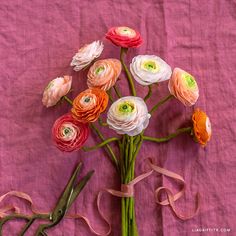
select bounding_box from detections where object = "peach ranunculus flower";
[192,108,212,146]
[71,88,108,123]
[107,96,151,136]
[130,55,172,85]
[42,75,72,108]
[87,58,122,91]
[168,68,199,106]
[70,41,104,72]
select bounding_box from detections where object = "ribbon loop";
[148,158,200,221]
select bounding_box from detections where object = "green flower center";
[63,127,72,135]
[118,102,135,114]
[117,27,135,37]
[142,60,159,73]
[95,66,105,75]
[84,97,91,103]
[121,28,130,34]
[184,74,196,88]
[45,81,54,90]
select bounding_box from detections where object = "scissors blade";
[50,162,83,220]
[67,170,95,210]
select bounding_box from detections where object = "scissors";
[0,162,94,236]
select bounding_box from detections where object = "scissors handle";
[0,214,30,236]
[35,222,57,236]
[18,214,50,236]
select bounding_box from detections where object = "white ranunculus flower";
[70,41,104,72]
[130,55,172,85]
[107,96,151,136]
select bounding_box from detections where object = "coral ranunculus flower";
[70,41,104,72]
[71,88,108,123]
[106,26,143,48]
[168,68,199,106]
[42,75,72,108]
[52,113,89,152]
[87,58,122,91]
[192,108,212,146]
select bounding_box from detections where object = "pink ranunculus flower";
[52,113,89,152]
[70,41,104,72]
[168,68,199,106]
[106,26,143,48]
[42,75,72,108]
[107,96,151,136]
[87,58,122,91]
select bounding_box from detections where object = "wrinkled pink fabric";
[0,0,235,235]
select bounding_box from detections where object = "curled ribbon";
[0,160,200,235]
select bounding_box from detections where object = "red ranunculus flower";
[106,26,143,48]
[52,113,89,152]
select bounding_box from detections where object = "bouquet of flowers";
[42,26,212,236]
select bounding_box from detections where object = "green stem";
[90,124,119,170]
[98,117,108,127]
[82,137,119,151]
[125,134,143,183]
[118,139,125,179]
[120,48,136,96]
[144,85,152,101]
[125,135,130,177]
[63,95,73,105]
[113,85,122,98]
[149,94,174,114]
[143,127,192,143]
[107,89,114,102]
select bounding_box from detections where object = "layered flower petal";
[42,75,72,107]
[70,41,104,72]
[52,113,89,152]
[130,55,172,85]
[106,26,143,48]
[71,88,108,123]
[107,96,150,136]
[192,108,212,146]
[87,58,122,91]
[168,68,199,106]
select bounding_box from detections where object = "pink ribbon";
[0,160,200,235]
[149,160,200,220]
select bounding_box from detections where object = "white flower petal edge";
[70,41,104,72]
[107,96,151,136]
[130,55,172,85]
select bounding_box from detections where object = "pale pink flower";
[42,76,72,107]
[70,41,104,71]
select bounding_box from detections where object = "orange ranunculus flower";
[87,58,122,91]
[71,88,108,123]
[168,68,199,106]
[192,108,212,146]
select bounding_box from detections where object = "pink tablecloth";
[0,0,235,235]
